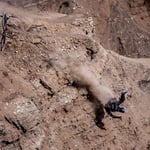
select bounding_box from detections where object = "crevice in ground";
[4,116,27,134]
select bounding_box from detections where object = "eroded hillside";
[0,1,150,150]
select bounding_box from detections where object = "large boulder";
[0,96,45,150]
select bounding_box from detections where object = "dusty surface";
[0,0,150,150]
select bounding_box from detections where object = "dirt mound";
[0,1,150,150]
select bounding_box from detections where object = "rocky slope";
[7,0,149,58]
[0,1,150,150]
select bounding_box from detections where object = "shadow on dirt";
[86,91,105,129]
[71,81,105,129]
[58,0,75,14]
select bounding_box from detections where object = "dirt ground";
[0,0,150,150]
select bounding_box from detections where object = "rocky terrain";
[0,0,150,150]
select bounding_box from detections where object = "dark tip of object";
[94,119,106,130]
